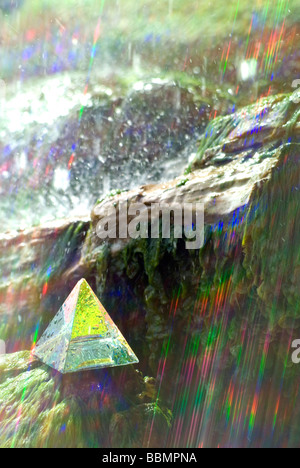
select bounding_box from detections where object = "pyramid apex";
[74,278,91,292]
[77,278,88,286]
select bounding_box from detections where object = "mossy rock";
[0,351,170,448]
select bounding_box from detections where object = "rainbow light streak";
[10,319,41,449]
[222,0,240,76]
[146,287,182,447]
[68,0,106,170]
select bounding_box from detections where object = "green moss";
[176,178,189,188]
[243,143,300,326]
[96,189,127,206]
[0,351,171,448]
[189,92,297,170]
[0,353,83,448]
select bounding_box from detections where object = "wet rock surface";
[0,216,89,352]
[1,0,300,450]
[0,351,169,448]
[0,73,213,232]
[0,89,300,446]
[0,90,300,447]
[76,93,300,447]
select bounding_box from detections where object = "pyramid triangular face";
[34,279,139,374]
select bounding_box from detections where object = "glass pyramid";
[33,279,139,373]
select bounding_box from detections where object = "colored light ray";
[11,320,41,448]
[166,267,234,448]
[158,217,297,448]
[68,0,106,170]
[259,0,289,78]
[146,287,181,447]
[228,0,291,88]
[222,0,240,76]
